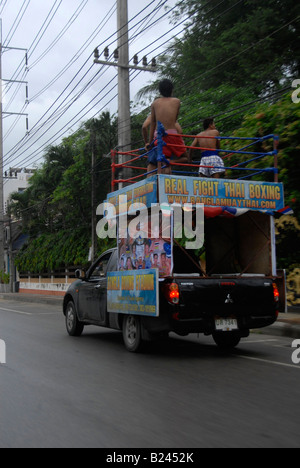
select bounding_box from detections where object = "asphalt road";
[0,299,299,448]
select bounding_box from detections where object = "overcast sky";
[0,0,185,171]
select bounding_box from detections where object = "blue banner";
[106,176,158,215]
[158,175,285,212]
[107,269,159,317]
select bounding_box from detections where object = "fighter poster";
[117,211,173,278]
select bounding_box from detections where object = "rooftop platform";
[108,125,290,217]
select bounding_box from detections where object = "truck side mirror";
[75,269,86,280]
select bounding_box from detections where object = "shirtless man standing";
[189,118,225,178]
[145,79,188,175]
[142,114,183,147]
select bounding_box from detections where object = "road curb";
[252,321,300,339]
[0,293,63,308]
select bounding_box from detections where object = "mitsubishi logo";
[225,294,234,305]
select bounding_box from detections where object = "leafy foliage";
[226,92,300,217]
[276,217,300,273]
[222,92,300,271]
[168,0,300,94]
[138,0,299,134]
[0,270,10,285]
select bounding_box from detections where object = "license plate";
[215,318,238,331]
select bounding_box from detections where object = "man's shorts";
[154,129,186,160]
[199,151,225,177]
[147,148,158,166]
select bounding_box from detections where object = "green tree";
[168,0,300,94]
[227,92,300,217]
[221,91,300,272]
[137,0,299,135]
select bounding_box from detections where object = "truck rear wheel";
[122,315,144,353]
[213,331,241,350]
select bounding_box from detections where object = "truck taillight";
[273,283,280,303]
[169,283,180,304]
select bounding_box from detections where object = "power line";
[103,0,293,143]
[2,0,85,105]
[3,1,174,166]
[3,0,31,47]
[3,65,111,168]
[3,1,116,108]
[4,0,292,173]
[3,74,119,171]
[2,0,64,106]
[27,0,63,59]
[29,0,88,69]
[129,0,167,47]
[0,0,9,16]
[29,4,117,101]
[2,0,63,99]
[3,63,110,168]
[2,3,118,162]
[3,1,212,169]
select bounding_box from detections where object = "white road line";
[0,307,32,316]
[244,339,279,344]
[237,354,300,370]
[0,307,58,316]
[37,312,58,316]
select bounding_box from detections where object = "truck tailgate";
[177,278,276,320]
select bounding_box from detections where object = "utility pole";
[94,0,157,187]
[117,0,131,182]
[90,125,97,263]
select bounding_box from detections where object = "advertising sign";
[158,175,285,212]
[118,212,173,278]
[107,269,159,317]
[106,175,158,215]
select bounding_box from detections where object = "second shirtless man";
[189,118,225,179]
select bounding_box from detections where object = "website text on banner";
[159,175,284,212]
[106,176,158,214]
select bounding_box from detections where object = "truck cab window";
[107,250,118,272]
[90,253,112,279]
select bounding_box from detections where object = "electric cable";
[29,0,89,69]
[0,0,9,15]
[3,0,63,95]
[4,0,296,174]
[3,0,31,47]
[3,1,181,165]
[2,3,118,161]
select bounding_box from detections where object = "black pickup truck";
[63,246,280,352]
